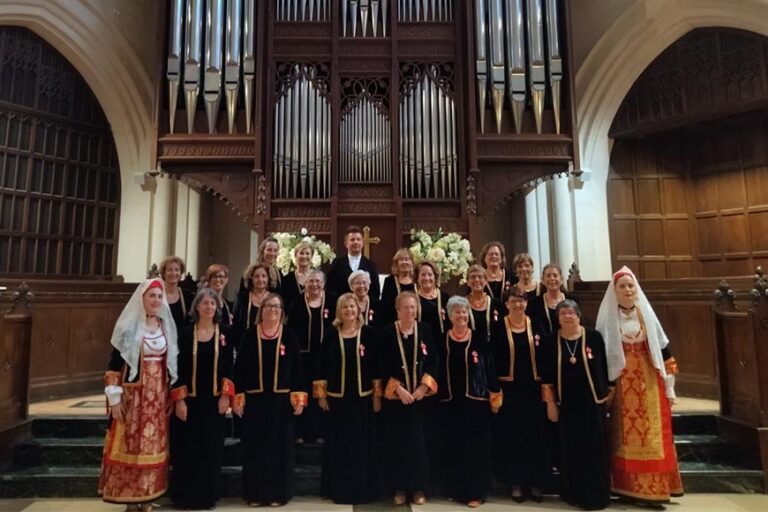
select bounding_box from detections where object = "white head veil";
[595,266,672,397]
[110,278,178,384]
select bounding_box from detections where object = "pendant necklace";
[564,336,579,365]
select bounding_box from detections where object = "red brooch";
[368,309,374,321]
[219,333,227,347]
[440,309,446,321]
[472,350,479,364]
[360,344,366,357]
[421,342,428,356]
[323,309,329,319]
[534,334,540,347]
[504,281,511,290]
[586,346,593,360]
[279,343,286,356]
[493,310,499,322]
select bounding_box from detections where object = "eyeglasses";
[262,304,282,310]
[211,274,228,280]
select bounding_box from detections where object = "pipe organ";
[156,1,577,254]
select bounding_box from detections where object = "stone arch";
[0,0,154,173]
[566,0,768,280]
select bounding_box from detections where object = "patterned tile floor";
[2,495,768,512]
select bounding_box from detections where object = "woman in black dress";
[287,269,334,443]
[233,293,306,507]
[160,255,193,331]
[526,263,576,335]
[379,292,438,506]
[349,270,379,327]
[206,263,234,328]
[314,293,382,504]
[478,241,515,303]
[416,261,451,341]
[169,288,234,509]
[234,263,270,330]
[281,240,315,308]
[438,296,501,508]
[465,264,502,343]
[511,253,544,300]
[491,288,549,502]
[540,300,613,511]
[380,248,417,325]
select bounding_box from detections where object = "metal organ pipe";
[505,0,525,134]
[243,0,255,133]
[276,0,329,21]
[167,0,185,133]
[224,0,242,134]
[397,0,453,21]
[204,0,224,134]
[545,0,563,134]
[342,0,388,37]
[183,0,203,133]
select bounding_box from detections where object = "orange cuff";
[104,371,121,387]
[233,393,246,408]
[221,378,235,397]
[170,385,188,401]
[420,373,438,396]
[290,391,308,408]
[372,379,384,398]
[489,390,503,411]
[313,380,328,399]
[664,357,679,375]
[541,384,556,403]
[384,378,402,400]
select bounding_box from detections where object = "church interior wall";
[202,194,251,302]
[474,195,528,263]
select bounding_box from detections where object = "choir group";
[98,226,683,511]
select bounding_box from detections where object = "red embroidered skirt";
[99,354,169,503]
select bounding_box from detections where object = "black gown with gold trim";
[380,277,416,326]
[437,330,501,504]
[234,326,307,505]
[314,326,381,504]
[490,316,550,490]
[378,321,438,494]
[169,324,234,509]
[540,328,612,510]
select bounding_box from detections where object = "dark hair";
[555,299,582,320]
[416,260,441,283]
[512,252,534,270]
[189,288,222,324]
[244,263,271,292]
[345,225,363,237]
[503,287,528,303]
[478,241,507,269]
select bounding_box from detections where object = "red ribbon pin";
[421,342,428,356]
[280,343,286,356]
[472,350,479,364]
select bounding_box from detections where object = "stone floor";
[2,495,768,512]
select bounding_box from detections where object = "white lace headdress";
[110,278,179,383]
[595,266,672,397]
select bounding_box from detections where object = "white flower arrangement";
[272,229,336,275]
[409,228,474,284]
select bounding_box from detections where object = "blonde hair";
[395,290,419,310]
[467,264,487,281]
[333,293,362,328]
[206,263,229,282]
[512,252,534,270]
[294,240,315,257]
[390,248,415,276]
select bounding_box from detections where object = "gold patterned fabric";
[610,342,683,501]
[98,353,170,503]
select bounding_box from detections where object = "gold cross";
[363,226,381,259]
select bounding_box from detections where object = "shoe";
[413,491,426,505]
[248,502,260,507]
[270,502,283,507]
[530,486,544,503]
[468,500,481,508]
[295,437,304,444]
[394,492,407,506]
[511,485,525,503]
[316,437,325,444]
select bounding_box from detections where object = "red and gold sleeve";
[221,378,236,397]
[104,370,122,387]
[384,378,402,400]
[372,379,384,398]
[313,380,328,399]
[233,393,246,408]
[170,385,188,402]
[541,384,556,403]
[664,357,679,375]
[489,391,503,412]
[420,373,438,396]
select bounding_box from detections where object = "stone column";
[552,174,576,270]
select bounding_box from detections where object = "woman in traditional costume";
[281,240,315,308]
[380,248,417,325]
[511,253,543,300]
[349,269,379,328]
[540,300,612,510]
[438,296,502,508]
[234,263,270,331]
[465,264,502,343]
[233,293,307,507]
[287,269,334,443]
[478,241,515,302]
[526,263,576,335]
[98,279,178,512]
[206,263,234,328]
[596,266,683,504]
[169,288,235,509]
[491,288,549,502]
[380,292,438,506]
[160,255,193,331]
[314,293,382,504]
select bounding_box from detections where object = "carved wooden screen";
[0,28,120,278]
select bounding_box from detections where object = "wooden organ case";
[153,0,579,265]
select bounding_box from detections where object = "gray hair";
[348,269,371,287]
[189,288,222,324]
[556,299,582,320]
[308,268,326,282]
[446,296,470,317]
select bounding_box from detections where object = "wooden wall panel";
[719,314,760,425]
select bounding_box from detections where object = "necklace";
[563,335,579,365]
[449,328,471,341]
[261,324,280,339]
[469,294,487,309]
[506,316,526,331]
[545,291,564,308]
